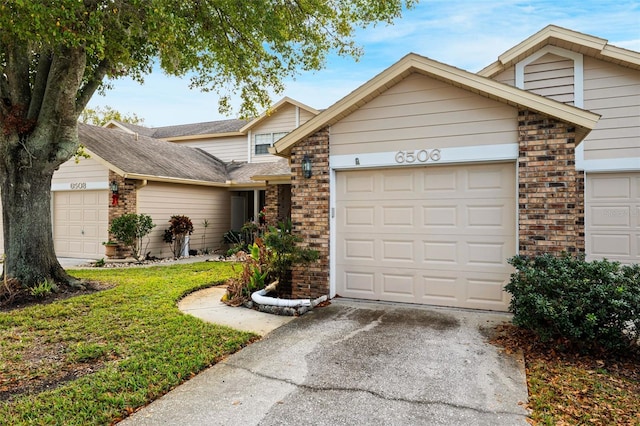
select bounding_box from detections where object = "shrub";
[505,254,640,352]
[164,215,194,258]
[223,221,318,305]
[109,213,155,260]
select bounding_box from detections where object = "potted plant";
[102,241,119,258]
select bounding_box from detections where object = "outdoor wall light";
[302,155,312,179]
[110,180,119,206]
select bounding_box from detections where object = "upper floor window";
[254,132,288,155]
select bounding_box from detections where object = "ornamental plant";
[164,215,194,258]
[109,213,155,260]
[505,254,640,353]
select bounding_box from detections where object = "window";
[254,132,288,155]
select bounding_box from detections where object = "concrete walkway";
[121,291,529,425]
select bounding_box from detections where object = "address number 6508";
[395,149,441,164]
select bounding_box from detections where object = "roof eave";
[162,131,245,142]
[239,96,320,133]
[272,53,600,157]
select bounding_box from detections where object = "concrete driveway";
[121,298,529,425]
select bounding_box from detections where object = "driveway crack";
[224,362,527,418]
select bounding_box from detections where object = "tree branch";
[27,51,53,121]
[75,58,110,114]
[5,41,31,108]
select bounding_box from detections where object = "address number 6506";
[395,149,441,164]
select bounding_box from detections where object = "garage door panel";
[587,173,640,264]
[336,163,515,311]
[54,190,108,258]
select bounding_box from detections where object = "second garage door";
[54,190,109,258]
[586,173,640,264]
[336,163,516,311]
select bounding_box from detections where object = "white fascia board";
[330,143,518,170]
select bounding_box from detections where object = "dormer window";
[254,132,288,155]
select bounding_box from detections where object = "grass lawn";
[0,262,256,425]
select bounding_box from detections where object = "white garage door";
[586,173,640,264]
[54,190,109,258]
[336,163,516,311]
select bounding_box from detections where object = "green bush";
[109,213,155,260]
[505,254,640,352]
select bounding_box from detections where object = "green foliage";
[29,279,57,298]
[505,254,640,352]
[94,258,106,268]
[223,221,261,256]
[109,213,155,260]
[79,105,144,127]
[0,262,253,425]
[165,215,194,258]
[263,220,319,286]
[223,221,318,305]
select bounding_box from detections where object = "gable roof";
[78,123,230,186]
[226,159,291,185]
[478,24,640,78]
[239,97,320,133]
[271,53,601,158]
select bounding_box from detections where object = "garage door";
[336,163,516,311]
[586,173,640,264]
[54,190,109,258]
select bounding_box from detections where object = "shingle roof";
[78,123,229,184]
[226,159,291,184]
[112,118,250,139]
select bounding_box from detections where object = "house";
[267,25,639,312]
[0,97,317,259]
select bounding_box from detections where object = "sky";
[87,0,640,127]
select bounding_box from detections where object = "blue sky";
[88,0,640,127]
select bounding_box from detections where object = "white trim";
[330,143,518,170]
[51,182,109,191]
[576,143,640,172]
[329,168,337,298]
[515,45,584,108]
[295,106,300,128]
[247,130,253,163]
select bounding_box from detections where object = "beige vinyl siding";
[52,157,108,184]
[492,67,515,86]
[170,135,247,162]
[523,53,575,105]
[137,183,231,257]
[330,73,518,156]
[582,56,640,161]
[251,103,305,163]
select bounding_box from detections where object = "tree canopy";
[80,105,144,126]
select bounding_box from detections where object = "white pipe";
[251,288,311,307]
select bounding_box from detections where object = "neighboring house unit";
[268,25,638,312]
[0,97,317,259]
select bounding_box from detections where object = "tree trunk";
[1,161,71,288]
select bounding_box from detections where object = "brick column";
[290,128,330,299]
[264,184,292,226]
[107,171,138,257]
[518,110,585,256]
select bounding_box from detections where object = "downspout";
[295,106,300,128]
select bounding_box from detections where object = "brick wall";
[518,110,585,256]
[107,171,137,257]
[264,183,292,226]
[290,128,330,299]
